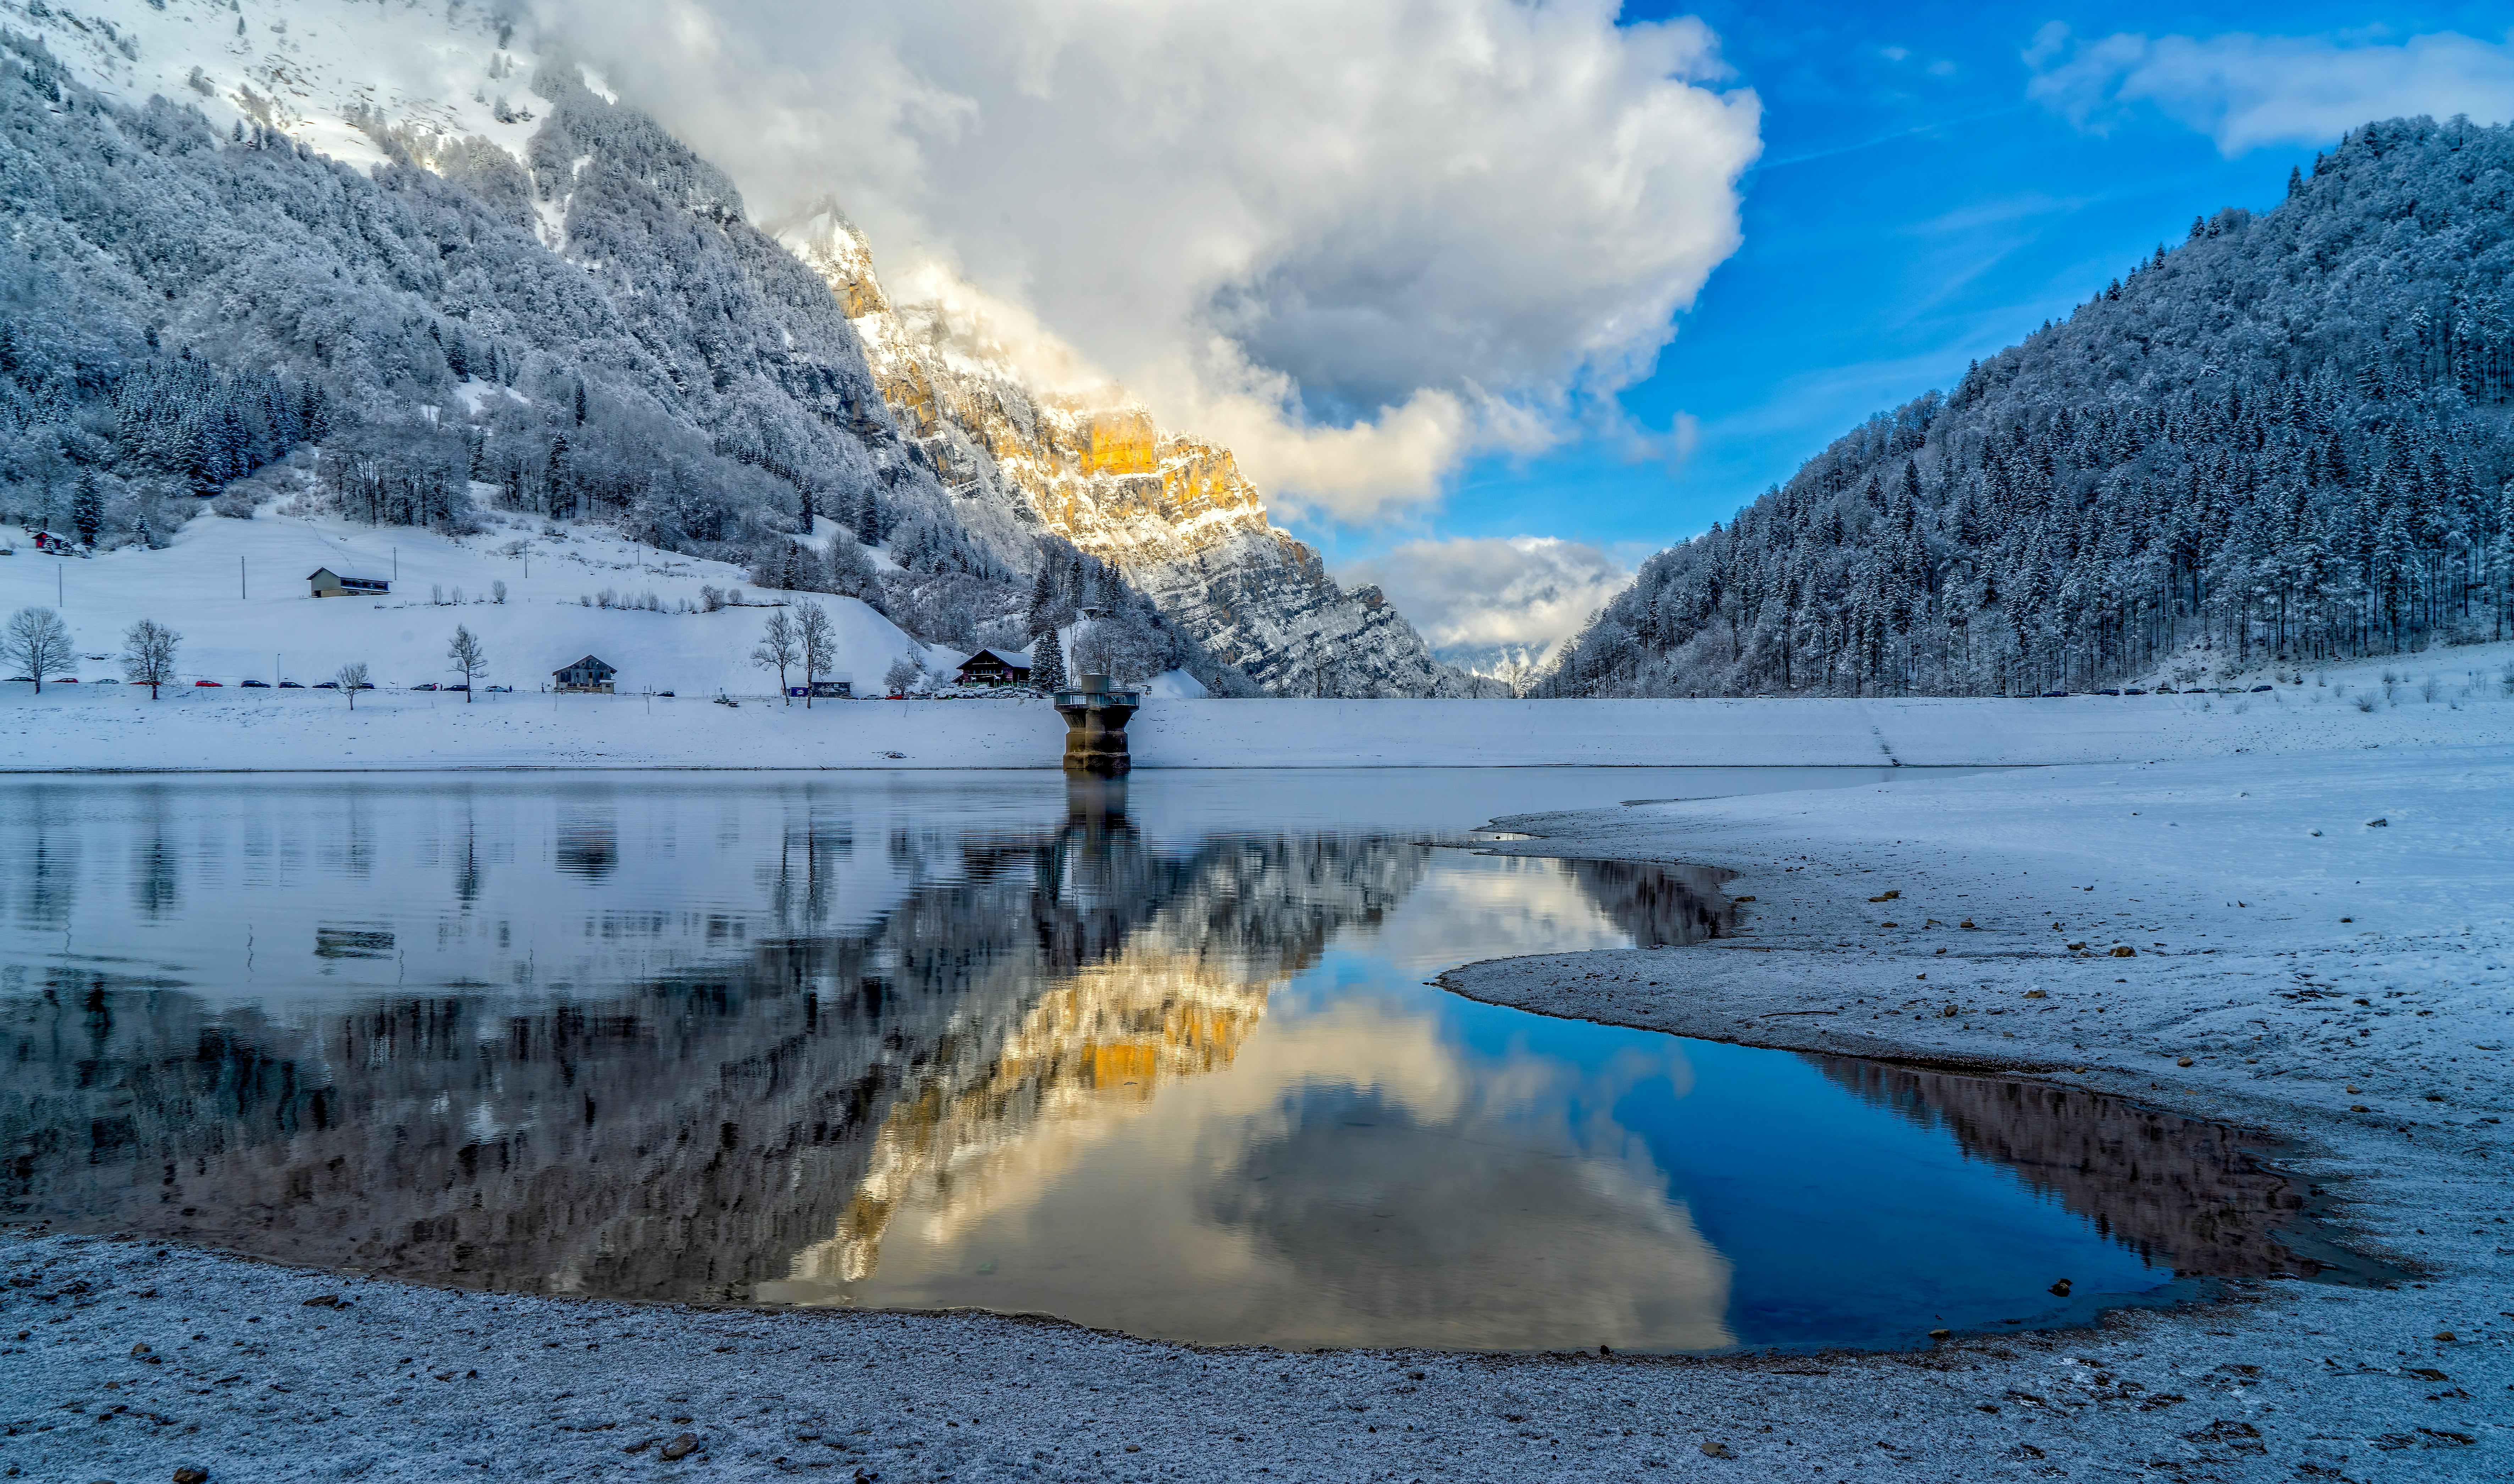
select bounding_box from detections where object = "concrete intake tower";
[1053,673,1139,776]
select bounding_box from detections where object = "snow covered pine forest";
[1542,118,2514,699]
[0,25,1230,692]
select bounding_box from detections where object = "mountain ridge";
[1541,115,2514,698]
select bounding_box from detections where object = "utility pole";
[240,556,247,600]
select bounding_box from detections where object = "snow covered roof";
[553,655,615,675]
[961,648,1033,668]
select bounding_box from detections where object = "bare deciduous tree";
[752,608,799,703]
[795,602,835,709]
[120,619,181,699]
[4,607,72,695]
[335,661,369,709]
[447,624,486,701]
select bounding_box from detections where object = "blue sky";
[1305,3,2514,665]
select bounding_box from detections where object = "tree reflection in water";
[0,775,2358,1350]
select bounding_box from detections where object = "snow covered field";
[0,506,929,703]
[7,638,2514,773]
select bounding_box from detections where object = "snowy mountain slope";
[2,0,1477,698]
[6,0,557,213]
[1,2,1089,690]
[778,212,1497,698]
[1544,116,2514,699]
[0,3,926,552]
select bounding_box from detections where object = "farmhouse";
[307,566,391,598]
[552,655,617,693]
[954,648,1032,687]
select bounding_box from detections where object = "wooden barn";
[552,655,617,693]
[954,648,1032,687]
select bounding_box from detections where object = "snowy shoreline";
[4,727,2509,1479]
[7,639,2514,774]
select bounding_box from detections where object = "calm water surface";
[0,768,2347,1351]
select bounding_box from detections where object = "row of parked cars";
[2034,685,2278,697]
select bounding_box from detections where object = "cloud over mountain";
[2026,23,2514,154]
[1344,535,1632,676]
[534,0,1761,522]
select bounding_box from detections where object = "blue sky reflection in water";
[0,770,2312,1352]
[803,857,2159,1352]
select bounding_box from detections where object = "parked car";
[314,681,339,690]
[445,683,469,692]
[485,685,512,693]
[241,679,271,688]
[2039,690,2069,698]
[52,677,77,684]
[2249,684,2273,692]
[193,680,221,687]
[278,680,304,688]
[4,675,29,683]
[357,682,375,690]
[413,682,438,691]
[2096,688,2120,696]
[655,690,674,697]
[93,677,119,685]
[2124,688,2146,695]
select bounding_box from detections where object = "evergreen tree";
[70,472,101,546]
[1032,625,1067,692]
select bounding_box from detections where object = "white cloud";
[530,0,1761,522]
[1342,535,1632,675]
[2026,23,2514,154]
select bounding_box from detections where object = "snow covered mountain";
[1,0,1481,697]
[1540,116,2514,699]
[779,210,1494,698]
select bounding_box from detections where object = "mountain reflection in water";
[0,772,2347,1351]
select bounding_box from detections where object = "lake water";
[0,769,2352,1352]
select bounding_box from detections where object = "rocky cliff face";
[779,210,1495,697]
